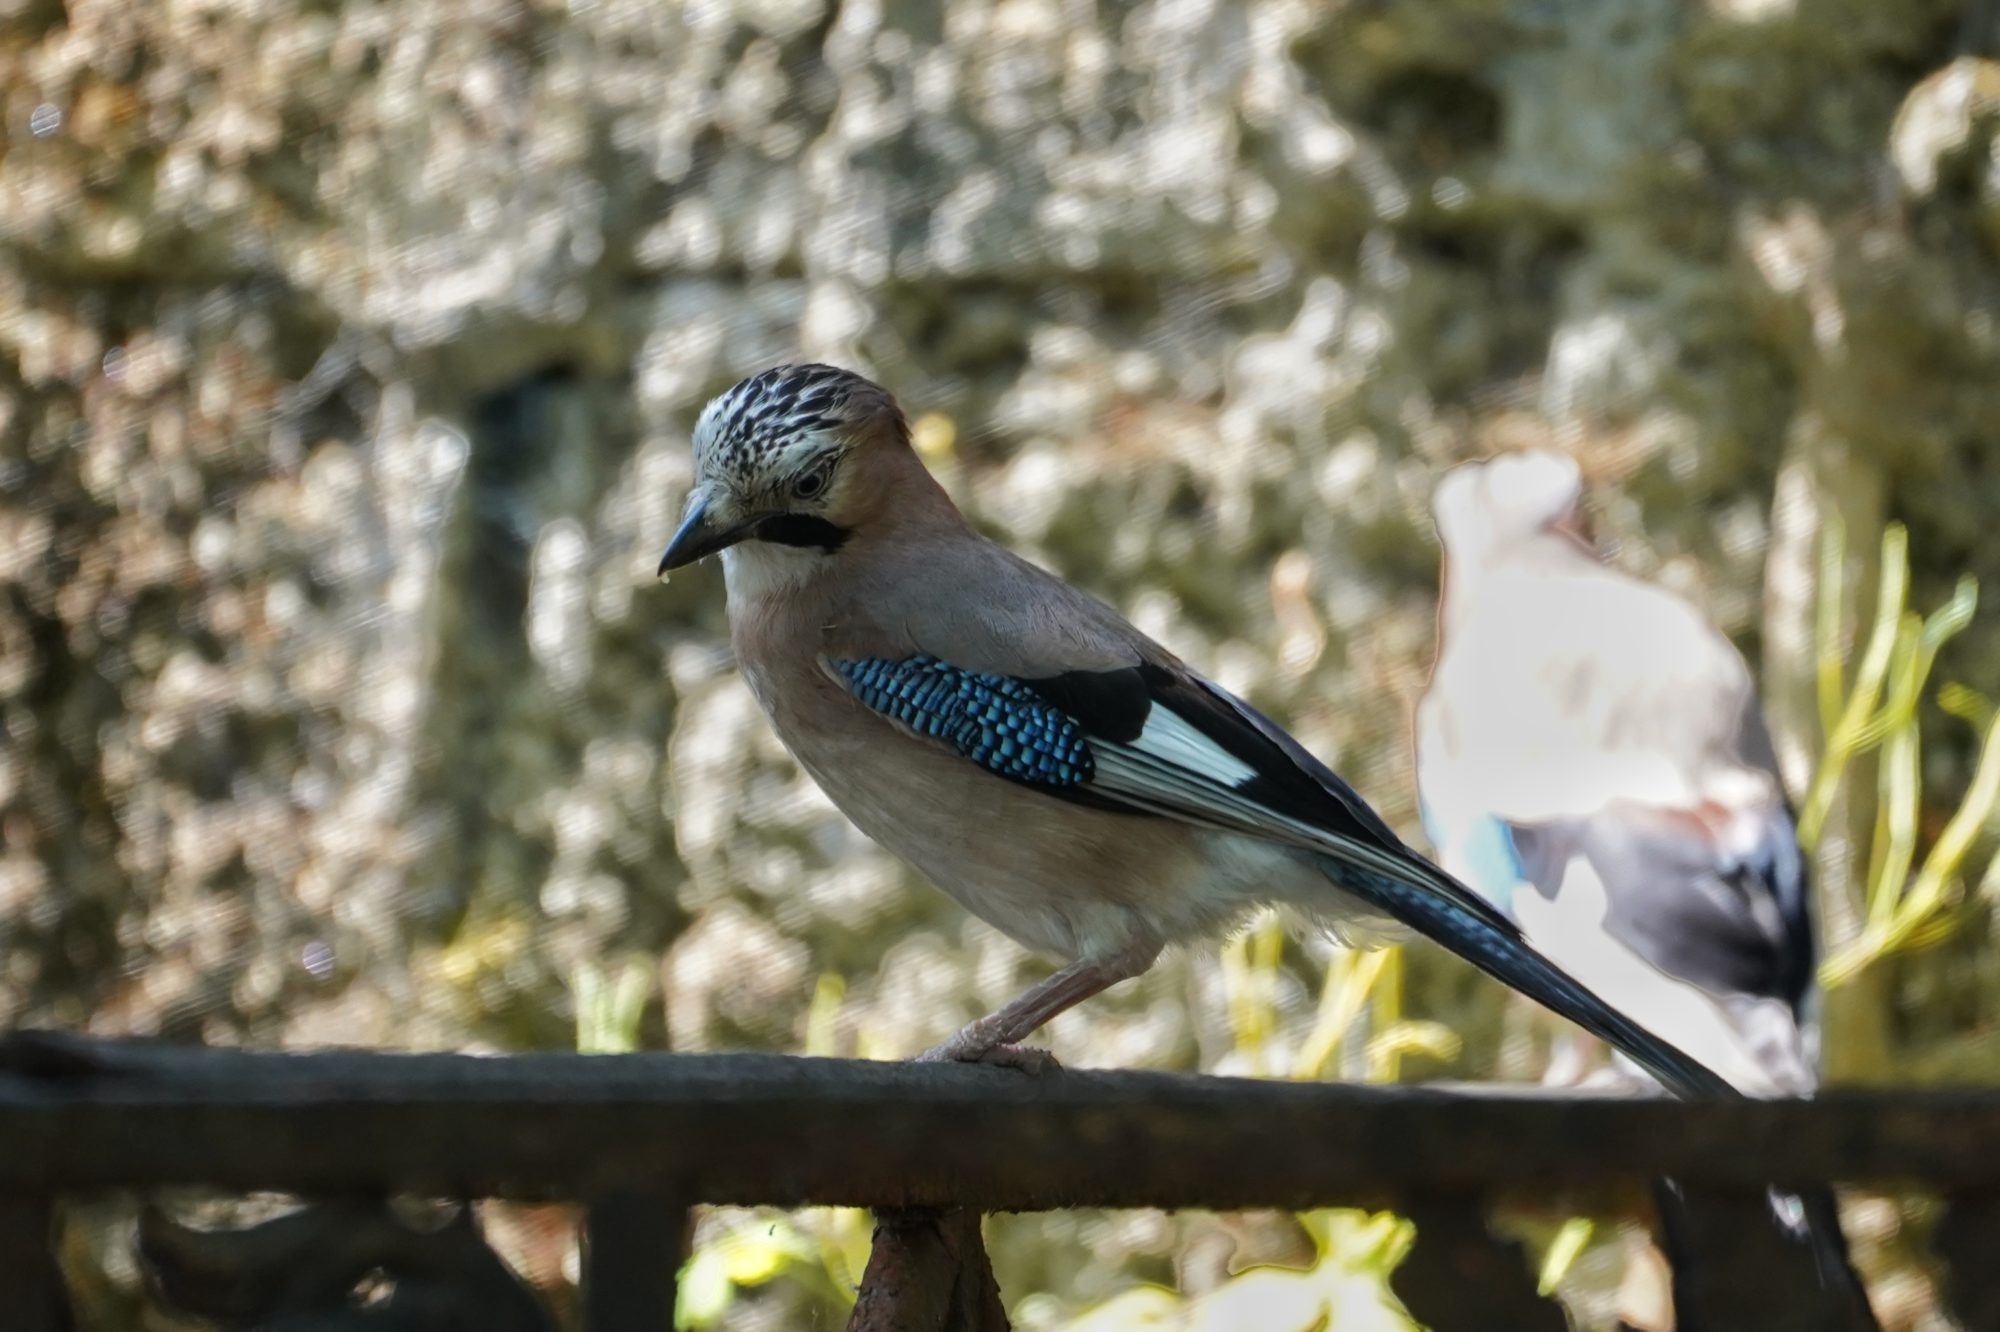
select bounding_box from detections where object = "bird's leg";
[917,943,1159,1068]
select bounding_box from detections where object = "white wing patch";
[1095,744,1435,889]
[1130,705,1259,786]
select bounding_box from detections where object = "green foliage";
[675,1208,871,1330]
[572,958,652,1054]
[1535,1217,1596,1297]
[1803,520,2000,986]
[1221,915,1458,1086]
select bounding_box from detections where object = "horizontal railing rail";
[4,1031,1996,1331]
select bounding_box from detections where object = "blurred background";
[5,0,2000,1327]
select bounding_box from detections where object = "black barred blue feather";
[830,656,1095,787]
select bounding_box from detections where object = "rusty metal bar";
[848,1209,1007,1332]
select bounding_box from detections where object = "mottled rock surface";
[4,0,1999,1327]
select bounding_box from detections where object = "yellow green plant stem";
[1801,520,1990,987]
[1939,682,1996,731]
[1798,523,1909,851]
[1365,945,1404,1083]
[1221,913,1288,1076]
[804,972,846,1058]
[1815,512,1850,738]
[1849,576,1978,752]
[1823,708,2000,984]
[1292,947,1393,1081]
[1867,710,1922,938]
[1537,1218,1597,1297]
[573,958,652,1054]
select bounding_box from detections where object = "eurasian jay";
[1416,451,1818,1098]
[655,364,1724,1092]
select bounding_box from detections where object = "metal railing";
[4,1031,1996,1330]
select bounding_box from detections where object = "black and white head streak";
[694,363,900,491]
[691,364,908,563]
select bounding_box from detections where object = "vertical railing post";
[1935,1192,2000,1330]
[0,1195,70,1332]
[583,1191,692,1332]
[847,1208,1009,1332]
[1388,1196,1566,1332]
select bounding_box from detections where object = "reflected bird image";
[655,363,1726,1093]
[1419,451,1815,1096]
[1417,450,1872,1322]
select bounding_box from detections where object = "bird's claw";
[975,1043,1063,1075]
[915,1038,1063,1075]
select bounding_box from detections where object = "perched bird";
[1416,451,1816,1097]
[657,363,1724,1092]
[1416,451,1873,1327]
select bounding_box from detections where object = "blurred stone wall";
[3,0,1999,1322]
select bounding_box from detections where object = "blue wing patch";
[1417,795,1447,859]
[1419,800,1526,916]
[830,656,1094,788]
[1459,813,1528,916]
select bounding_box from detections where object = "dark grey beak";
[658,500,758,576]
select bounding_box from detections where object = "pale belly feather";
[743,655,1331,960]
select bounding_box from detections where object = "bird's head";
[658,363,917,584]
[1431,449,1589,562]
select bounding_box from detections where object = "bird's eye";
[793,461,834,501]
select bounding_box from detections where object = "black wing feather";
[1029,663,1525,942]
[1555,805,1815,1014]
[1031,665,1404,845]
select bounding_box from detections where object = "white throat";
[721,540,829,604]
